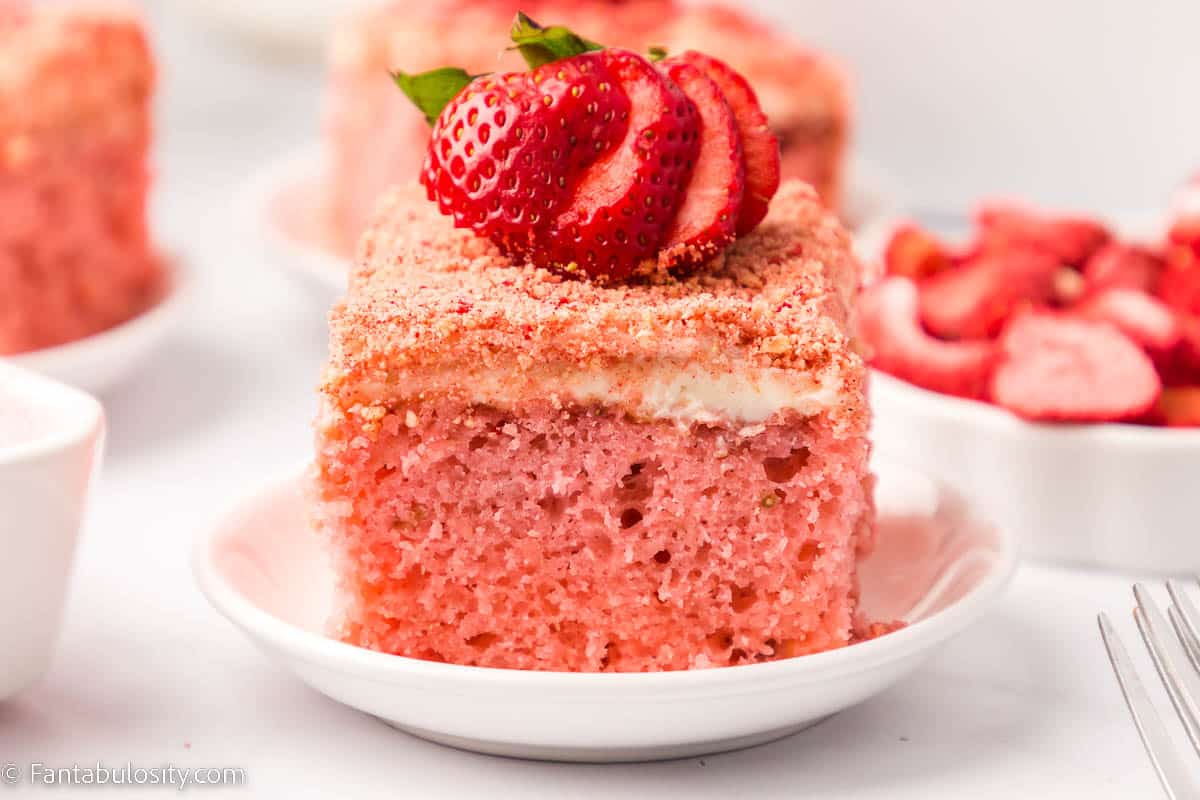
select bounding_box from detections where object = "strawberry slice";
[1159,244,1200,317]
[883,224,952,281]
[1154,312,1200,386]
[675,50,780,236]
[1070,289,1182,351]
[857,277,996,399]
[1148,387,1200,427]
[656,57,745,272]
[1082,242,1163,295]
[976,204,1111,266]
[918,249,1059,340]
[536,49,700,280]
[1168,173,1200,249]
[990,314,1161,422]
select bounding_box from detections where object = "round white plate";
[7,259,186,396]
[238,144,901,305]
[193,460,1015,763]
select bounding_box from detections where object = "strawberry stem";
[510,11,602,68]
[392,67,478,125]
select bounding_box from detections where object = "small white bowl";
[238,144,901,305]
[0,363,104,699]
[871,371,1200,574]
[9,258,186,396]
[193,460,1014,762]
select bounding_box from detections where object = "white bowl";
[0,363,104,699]
[871,371,1200,574]
[238,144,901,305]
[8,258,186,396]
[193,460,1015,762]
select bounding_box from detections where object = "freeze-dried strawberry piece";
[990,314,1161,422]
[1154,313,1200,386]
[1083,243,1164,295]
[918,249,1059,340]
[1159,244,1200,317]
[1148,386,1200,428]
[1168,174,1200,250]
[1070,289,1182,351]
[883,224,952,281]
[858,277,996,399]
[976,204,1111,266]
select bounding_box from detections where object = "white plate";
[193,460,1015,763]
[7,259,186,396]
[238,144,901,305]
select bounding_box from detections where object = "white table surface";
[0,6,1188,798]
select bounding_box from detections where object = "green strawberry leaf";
[510,11,603,69]
[392,67,478,125]
[647,46,668,62]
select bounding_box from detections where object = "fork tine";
[1167,580,1200,670]
[1168,605,1200,675]
[1099,613,1200,800]
[1134,584,1200,757]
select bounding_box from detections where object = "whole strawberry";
[394,13,779,281]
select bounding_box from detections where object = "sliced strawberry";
[918,249,1059,340]
[412,53,630,256]
[1158,244,1200,317]
[976,204,1111,267]
[857,277,996,399]
[656,57,745,272]
[1154,313,1200,386]
[991,314,1161,422]
[675,50,779,236]
[1070,289,1182,351]
[1082,242,1164,295]
[1169,174,1200,249]
[1147,387,1200,427]
[883,224,952,281]
[535,49,700,280]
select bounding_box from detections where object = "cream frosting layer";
[462,363,841,427]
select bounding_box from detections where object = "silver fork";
[1099,580,1200,799]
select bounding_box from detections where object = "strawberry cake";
[323,0,849,251]
[0,1,162,355]
[860,189,1200,427]
[312,25,875,672]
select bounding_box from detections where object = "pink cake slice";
[313,180,874,672]
[323,0,849,251]
[0,1,162,355]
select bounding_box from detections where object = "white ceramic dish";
[8,258,186,396]
[862,215,1200,574]
[238,144,900,305]
[0,363,104,699]
[193,460,1015,763]
[871,371,1200,574]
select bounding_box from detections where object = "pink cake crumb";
[314,181,874,672]
[0,1,162,355]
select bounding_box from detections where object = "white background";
[1,2,1196,797]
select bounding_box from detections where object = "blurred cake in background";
[323,0,849,251]
[0,1,162,355]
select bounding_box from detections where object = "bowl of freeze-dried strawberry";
[860,179,1200,573]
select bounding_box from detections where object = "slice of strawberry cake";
[0,1,162,355]
[323,0,849,251]
[312,23,874,672]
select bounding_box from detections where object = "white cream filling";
[466,365,840,427]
